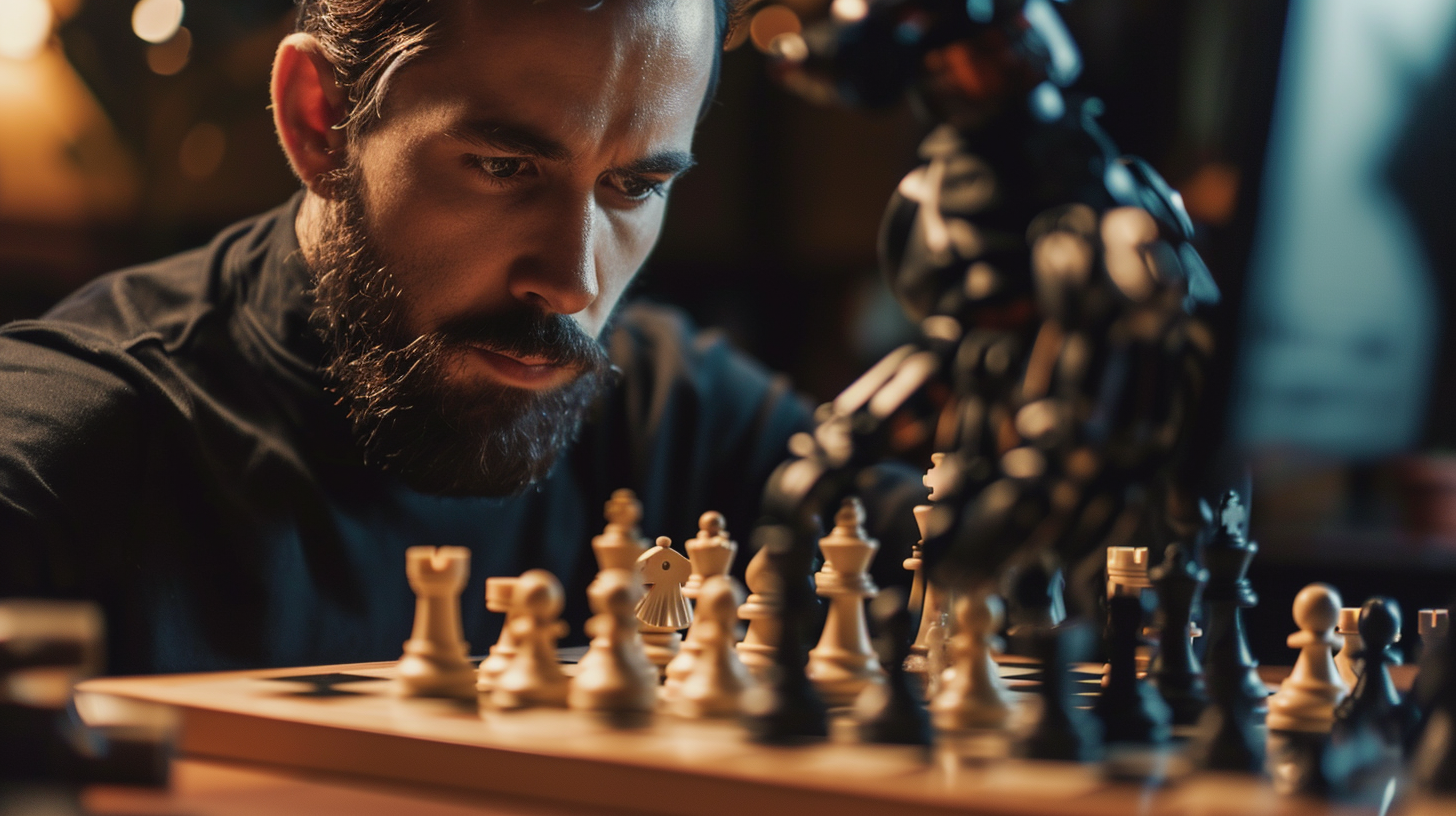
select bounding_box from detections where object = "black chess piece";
[0,601,171,786]
[857,588,932,747]
[1333,597,1406,747]
[1149,537,1208,726]
[1267,730,1333,796]
[1194,490,1268,773]
[1412,600,1456,793]
[1096,592,1172,746]
[1020,616,1103,762]
[744,524,829,743]
[1004,556,1066,658]
[1315,597,1415,803]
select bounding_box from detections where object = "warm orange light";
[0,0,53,62]
[0,49,140,223]
[146,25,190,75]
[749,6,801,54]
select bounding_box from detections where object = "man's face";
[309,0,716,495]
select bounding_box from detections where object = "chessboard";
[73,656,1338,816]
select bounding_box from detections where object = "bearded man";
[0,0,922,675]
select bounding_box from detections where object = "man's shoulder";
[608,300,791,396]
[603,299,812,446]
[27,207,286,354]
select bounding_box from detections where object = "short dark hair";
[294,0,741,139]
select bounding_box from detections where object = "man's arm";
[0,328,150,599]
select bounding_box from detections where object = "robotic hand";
[746,0,1220,741]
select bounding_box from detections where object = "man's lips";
[462,345,576,389]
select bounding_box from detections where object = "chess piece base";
[396,639,475,700]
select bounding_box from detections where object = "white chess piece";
[683,511,737,598]
[1267,583,1347,733]
[492,570,570,710]
[673,576,754,718]
[569,569,658,713]
[736,542,780,681]
[1334,606,1362,691]
[666,513,738,695]
[931,589,1013,731]
[592,489,650,572]
[396,546,475,700]
[907,453,954,694]
[1105,546,1152,598]
[476,576,519,694]
[636,537,692,675]
[1105,546,1154,681]
[807,497,885,706]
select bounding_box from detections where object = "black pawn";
[1096,592,1172,745]
[1332,597,1406,748]
[1321,597,1410,801]
[857,588,931,747]
[744,524,829,743]
[1004,557,1066,657]
[1149,538,1208,725]
[1195,490,1268,773]
[1021,617,1103,762]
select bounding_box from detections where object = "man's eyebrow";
[445,119,571,162]
[618,151,697,177]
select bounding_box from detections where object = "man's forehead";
[396,0,716,149]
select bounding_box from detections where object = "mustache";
[431,305,606,370]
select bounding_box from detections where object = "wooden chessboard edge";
[174,704,1134,816]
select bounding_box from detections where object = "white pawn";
[667,512,738,695]
[674,576,753,718]
[396,546,476,700]
[1334,606,1362,691]
[592,489,650,572]
[807,497,885,706]
[569,569,658,714]
[1267,583,1347,733]
[736,541,780,681]
[636,537,692,675]
[931,589,1013,731]
[476,576,519,693]
[492,570,569,710]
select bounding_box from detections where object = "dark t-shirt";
[0,196,925,675]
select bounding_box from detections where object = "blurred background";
[1,0,1454,656]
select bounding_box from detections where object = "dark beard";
[306,169,614,496]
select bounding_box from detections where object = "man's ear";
[272,32,349,197]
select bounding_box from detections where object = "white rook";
[397,546,475,700]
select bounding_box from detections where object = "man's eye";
[472,156,532,180]
[610,173,667,201]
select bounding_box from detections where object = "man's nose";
[507,193,600,315]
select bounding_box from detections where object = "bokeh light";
[749,6,801,54]
[831,0,869,23]
[131,0,184,45]
[0,0,54,62]
[146,26,190,76]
